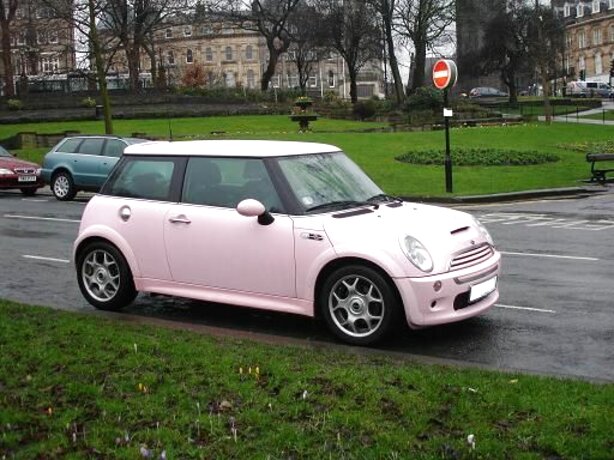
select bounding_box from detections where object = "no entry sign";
[432,59,458,90]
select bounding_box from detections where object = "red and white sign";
[432,59,458,90]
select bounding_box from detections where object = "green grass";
[582,109,614,121]
[5,116,614,196]
[0,300,612,458]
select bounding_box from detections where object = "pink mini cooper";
[74,140,500,345]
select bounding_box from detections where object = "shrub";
[406,87,443,111]
[396,148,559,166]
[353,100,377,120]
[80,97,97,108]
[7,99,23,111]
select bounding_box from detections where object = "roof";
[123,140,342,157]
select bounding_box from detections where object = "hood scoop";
[450,226,469,235]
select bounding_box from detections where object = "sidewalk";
[539,100,614,125]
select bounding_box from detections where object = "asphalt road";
[1,189,613,382]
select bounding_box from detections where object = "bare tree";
[0,0,18,96]
[224,0,300,91]
[320,0,381,103]
[395,0,454,92]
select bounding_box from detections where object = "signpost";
[432,59,458,193]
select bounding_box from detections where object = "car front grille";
[14,167,36,175]
[450,243,494,271]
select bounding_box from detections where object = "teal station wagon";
[41,136,147,200]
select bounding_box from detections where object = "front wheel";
[51,171,76,201]
[76,241,137,311]
[319,265,401,346]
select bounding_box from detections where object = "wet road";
[1,189,613,381]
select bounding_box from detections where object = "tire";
[76,241,137,311]
[20,188,37,196]
[319,264,401,346]
[51,171,77,201]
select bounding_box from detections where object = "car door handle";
[169,215,191,224]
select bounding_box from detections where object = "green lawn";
[1,300,612,458]
[582,109,614,121]
[6,116,613,196]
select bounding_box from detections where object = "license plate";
[469,276,497,302]
[18,176,37,182]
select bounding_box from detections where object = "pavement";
[539,99,614,125]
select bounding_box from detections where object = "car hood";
[294,201,490,277]
[0,156,39,170]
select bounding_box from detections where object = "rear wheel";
[319,265,400,346]
[20,188,37,196]
[77,241,137,311]
[51,171,76,201]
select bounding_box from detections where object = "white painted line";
[500,251,599,262]
[495,304,556,314]
[22,255,70,264]
[3,214,80,223]
[21,198,48,202]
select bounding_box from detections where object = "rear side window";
[104,157,176,201]
[103,139,127,158]
[56,138,82,153]
[78,138,105,155]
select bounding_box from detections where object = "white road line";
[21,198,48,202]
[501,251,599,262]
[495,304,556,314]
[22,255,70,264]
[3,214,80,223]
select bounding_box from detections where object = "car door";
[73,138,106,189]
[99,139,126,184]
[164,156,296,298]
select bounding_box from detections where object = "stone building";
[553,0,614,82]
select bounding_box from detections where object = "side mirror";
[236,199,274,225]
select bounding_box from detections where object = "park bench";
[586,153,614,183]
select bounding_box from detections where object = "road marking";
[3,214,80,223]
[501,251,599,262]
[477,212,614,231]
[22,255,70,264]
[21,198,48,202]
[495,304,556,314]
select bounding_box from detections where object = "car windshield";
[0,146,11,157]
[275,152,384,213]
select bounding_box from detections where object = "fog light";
[433,281,442,292]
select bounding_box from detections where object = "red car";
[0,146,44,196]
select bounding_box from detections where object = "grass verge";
[1,300,612,458]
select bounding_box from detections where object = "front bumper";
[395,251,501,328]
[0,175,44,189]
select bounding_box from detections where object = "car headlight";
[473,217,494,246]
[400,235,433,272]
[36,168,42,175]
[0,168,13,175]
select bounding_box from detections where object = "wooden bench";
[586,153,614,183]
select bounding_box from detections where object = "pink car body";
[74,140,500,344]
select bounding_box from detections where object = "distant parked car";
[41,136,148,201]
[469,87,509,98]
[0,145,43,196]
[566,80,613,98]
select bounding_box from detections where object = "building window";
[610,0,614,10]
[225,46,233,61]
[186,49,193,63]
[592,0,600,14]
[308,76,317,87]
[593,28,602,45]
[48,30,58,44]
[167,50,175,65]
[328,70,335,88]
[609,25,614,42]
[564,4,571,17]
[578,30,586,48]
[165,28,172,39]
[271,75,280,88]
[225,71,236,88]
[288,74,298,88]
[41,56,60,73]
[205,47,213,61]
[579,55,585,71]
[247,69,255,88]
[184,26,192,37]
[245,45,253,61]
[17,32,25,46]
[595,53,603,74]
[201,26,212,35]
[577,4,584,17]
[37,31,47,45]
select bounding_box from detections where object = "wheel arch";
[313,257,404,320]
[74,232,140,280]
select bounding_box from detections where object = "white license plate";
[18,175,37,182]
[469,276,497,302]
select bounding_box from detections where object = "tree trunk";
[382,9,404,104]
[411,38,426,92]
[88,0,112,134]
[261,43,280,91]
[348,66,358,103]
[127,46,141,92]
[540,64,552,123]
[0,20,14,97]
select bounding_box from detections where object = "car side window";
[105,158,175,201]
[103,139,127,158]
[182,157,283,212]
[78,138,106,155]
[57,138,82,153]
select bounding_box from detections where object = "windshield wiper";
[367,193,403,203]
[305,200,377,213]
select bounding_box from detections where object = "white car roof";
[123,140,341,157]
